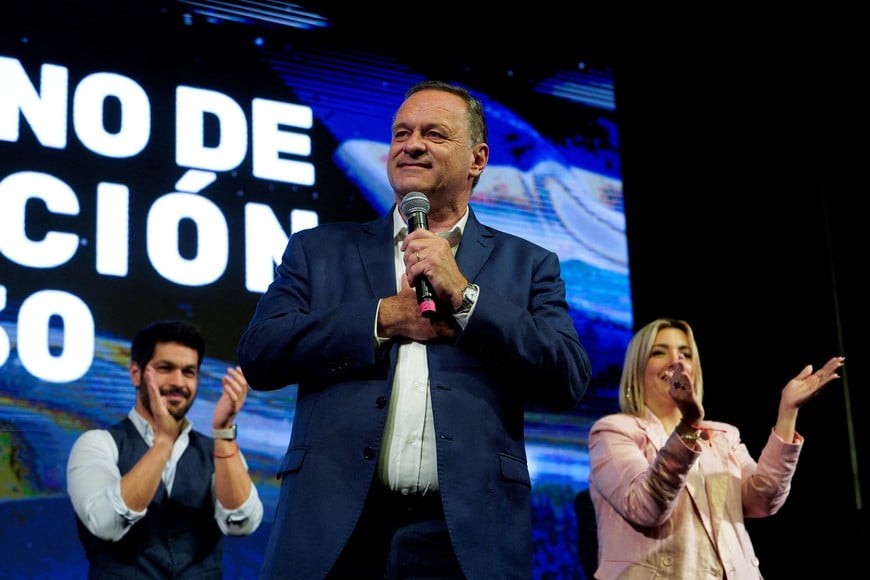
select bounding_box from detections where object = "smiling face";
[643,327,695,411]
[132,341,199,422]
[387,88,486,211]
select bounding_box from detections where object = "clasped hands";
[143,365,249,440]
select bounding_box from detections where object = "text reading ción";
[0,55,324,382]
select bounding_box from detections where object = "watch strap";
[676,423,701,444]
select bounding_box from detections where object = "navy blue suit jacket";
[238,206,591,579]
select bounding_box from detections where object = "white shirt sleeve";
[66,429,146,541]
[214,453,265,536]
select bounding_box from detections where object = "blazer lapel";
[685,448,728,550]
[455,207,495,282]
[358,210,400,299]
[700,442,729,545]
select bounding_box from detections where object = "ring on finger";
[415,251,420,262]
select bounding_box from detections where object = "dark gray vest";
[76,418,223,579]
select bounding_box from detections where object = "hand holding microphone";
[400,191,438,317]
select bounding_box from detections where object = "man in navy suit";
[237,80,592,579]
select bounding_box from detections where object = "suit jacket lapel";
[700,443,729,545]
[685,447,728,551]
[455,207,494,282]
[358,210,399,299]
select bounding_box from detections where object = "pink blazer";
[587,408,802,579]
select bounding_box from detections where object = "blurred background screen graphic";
[0,2,630,577]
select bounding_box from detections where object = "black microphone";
[400,191,437,317]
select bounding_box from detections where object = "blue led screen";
[0,2,630,578]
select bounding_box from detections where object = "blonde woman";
[588,318,843,579]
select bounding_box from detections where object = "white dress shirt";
[66,408,263,541]
[375,206,475,495]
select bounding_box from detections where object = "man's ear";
[469,142,489,178]
[130,362,141,386]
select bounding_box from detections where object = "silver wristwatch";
[213,424,237,440]
[454,283,479,314]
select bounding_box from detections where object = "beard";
[137,380,194,422]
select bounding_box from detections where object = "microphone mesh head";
[400,191,429,217]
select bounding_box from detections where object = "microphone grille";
[400,191,429,217]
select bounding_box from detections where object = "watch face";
[215,425,236,439]
[456,284,478,313]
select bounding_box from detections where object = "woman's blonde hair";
[619,318,704,415]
